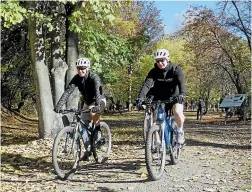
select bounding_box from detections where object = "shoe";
[80,151,91,161]
[166,145,171,154]
[176,130,185,144]
[94,130,101,142]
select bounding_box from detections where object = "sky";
[155,1,219,34]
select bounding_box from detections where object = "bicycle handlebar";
[57,108,91,114]
[138,98,177,111]
[143,97,177,105]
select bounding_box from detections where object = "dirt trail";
[1,110,251,192]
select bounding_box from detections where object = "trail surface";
[1,109,251,192]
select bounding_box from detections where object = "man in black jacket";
[197,97,205,120]
[54,58,106,144]
[136,48,186,144]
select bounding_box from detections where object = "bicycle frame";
[164,110,175,147]
[62,109,94,155]
[146,100,176,148]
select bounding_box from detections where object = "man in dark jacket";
[136,48,186,144]
[197,97,205,120]
[54,58,106,146]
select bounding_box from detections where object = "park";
[1,1,251,192]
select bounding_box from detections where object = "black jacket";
[198,99,205,110]
[138,61,186,100]
[56,71,103,109]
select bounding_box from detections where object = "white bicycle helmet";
[154,49,169,60]
[76,58,90,67]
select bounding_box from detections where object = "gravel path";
[1,110,251,192]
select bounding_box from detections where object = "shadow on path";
[185,138,251,150]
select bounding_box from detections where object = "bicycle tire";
[145,123,166,181]
[52,126,81,179]
[92,122,112,163]
[170,131,182,165]
[143,112,153,143]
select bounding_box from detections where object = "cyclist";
[54,57,106,144]
[136,48,186,144]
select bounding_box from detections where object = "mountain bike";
[144,99,183,181]
[52,108,112,179]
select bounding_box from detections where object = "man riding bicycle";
[136,48,186,144]
[54,58,106,143]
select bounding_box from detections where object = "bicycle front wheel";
[145,124,166,181]
[52,126,81,179]
[92,122,112,163]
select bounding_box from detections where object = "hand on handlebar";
[176,95,184,104]
[135,98,145,110]
[91,105,101,113]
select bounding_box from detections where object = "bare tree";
[218,1,251,51]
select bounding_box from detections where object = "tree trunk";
[128,64,133,111]
[28,3,54,138]
[65,3,79,109]
[50,2,68,105]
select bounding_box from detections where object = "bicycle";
[52,108,112,179]
[144,98,183,181]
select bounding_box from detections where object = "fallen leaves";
[1,110,251,192]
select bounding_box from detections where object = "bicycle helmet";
[154,49,169,60]
[76,58,90,67]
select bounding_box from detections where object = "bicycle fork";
[153,121,165,152]
[67,124,80,155]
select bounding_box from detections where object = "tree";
[27,1,54,138]
[1,0,118,138]
[49,2,68,106]
[218,1,251,51]
[1,0,167,137]
[183,6,250,95]
[1,21,35,108]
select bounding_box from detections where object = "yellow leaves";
[219,162,225,166]
[72,10,82,18]
[0,185,15,191]
[1,165,15,172]
[14,169,24,175]
[140,172,148,178]
[105,14,115,24]
[1,1,27,28]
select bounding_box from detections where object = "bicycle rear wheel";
[52,126,81,179]
[145,124,166,181]
[92,122,112,163]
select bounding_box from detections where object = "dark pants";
[197,108,203,120]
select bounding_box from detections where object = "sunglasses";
[77,67,88,71]
[156,59,166,63]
